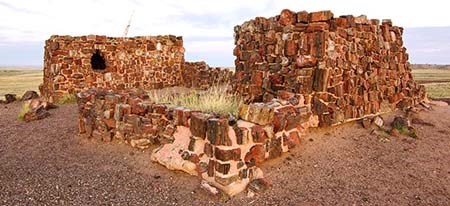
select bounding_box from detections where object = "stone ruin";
[40,35,232,101]
[233,10,426,126]
[74,10,426,196]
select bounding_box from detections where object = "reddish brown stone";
[272,112,286,133]
[215,162,231,175]
[251,125,268,143]
[204,143,213,157]
[278,90,295,100]
[214,147,241,161]
[245,145,265,166]
[268,137,283,159]
[103,119,116,129]
[284,131,300,149]
[279,9,296,26]
[285,40,298,56]
[297,11,309,23]
[306,22,330,32]
[309,10,333,22]
[174,108,190,126]
[190,112,209,139]
[141,124,158,137]
[152,104,167,114]
[207,159,215,177]
[285,113,302,131]
[131,102,146,115]
[207,118,231,146]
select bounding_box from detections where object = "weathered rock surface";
[5,94,17,103]
[21,91,39,101]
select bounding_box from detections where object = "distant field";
[411,65,450,98]
[0,69,42,100]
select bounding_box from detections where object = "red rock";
[285,40,298,56]
[273,112,287,133]
[309,10,333,22]
[285,113,301,131]
[251,125,268,143]
[207,159,215,177]
[278,90,295,99]
[214,147,241,161]
[174,108,191,126]
[297,11,309,23]
[251,70,264,86]
[104,119,116,129]
[131,102,146,115]
[244,145,265,166]
[152,104,167,114]
[190,112,209,139]
[233,125,247,145]
[207,118,231,146]
[279,9,296,26]
[306,22,329,32]
[284,131,300,149]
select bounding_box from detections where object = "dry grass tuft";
[17,102,31,121]
[148,85,242,116]
[55,94,77,104]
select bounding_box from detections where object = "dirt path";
[1,102,449,205]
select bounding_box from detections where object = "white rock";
[200,181,219,195]
[373,116,384,127]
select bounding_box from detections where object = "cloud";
[0,0,450,66]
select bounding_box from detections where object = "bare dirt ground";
[1,102,449,205]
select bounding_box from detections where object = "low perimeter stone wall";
[77,89,318,195]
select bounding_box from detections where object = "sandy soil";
[0,102,449,205]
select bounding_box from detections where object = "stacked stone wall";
[233,10,426,126]
[77,89,317,195]
[41,35,185,101]
[182,61,233,89]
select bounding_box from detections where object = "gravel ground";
[1,102,449,205]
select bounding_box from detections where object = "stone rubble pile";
[23,99,57,122]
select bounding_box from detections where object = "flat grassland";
[411,64,450,98]
[0,68,42,99]
[0,65,449,99]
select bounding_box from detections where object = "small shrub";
[17,102,31,121]
[392,122,408,133]
[55,94,77,104]
[392,120,418,138]
[148,85,242,116]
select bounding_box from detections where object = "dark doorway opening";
[91,49,106,70]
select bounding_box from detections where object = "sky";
[0,0,449,67]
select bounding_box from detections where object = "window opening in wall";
[91,49,106,70]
